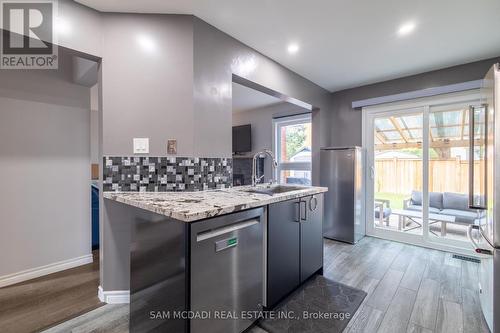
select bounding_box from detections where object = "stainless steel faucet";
[252,149,278,186]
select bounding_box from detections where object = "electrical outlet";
[133,138,149,154]
[167,139,177,155]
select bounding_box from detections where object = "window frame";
[272,113,312,183]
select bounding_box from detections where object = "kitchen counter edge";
[103,186,328,222]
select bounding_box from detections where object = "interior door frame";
[362,90,482,255]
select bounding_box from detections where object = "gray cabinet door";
[267,199,300,307]
[300,194,324,282]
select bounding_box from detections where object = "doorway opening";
[0,47,103,332]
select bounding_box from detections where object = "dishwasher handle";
[196,218,259,242]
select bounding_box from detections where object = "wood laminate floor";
[42,237,490,333]
[0,251,103,333]
[330,237,490,333]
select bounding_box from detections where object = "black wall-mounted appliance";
[232,124,252,154]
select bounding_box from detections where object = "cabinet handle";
[310,196,318,211]
[294,201,300,222]
[300,200,307,221]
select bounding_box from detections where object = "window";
[273,114,312,185]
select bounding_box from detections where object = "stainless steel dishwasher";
[190,207,264,333]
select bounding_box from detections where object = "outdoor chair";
[375,199,392,226]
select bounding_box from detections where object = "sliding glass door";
[369,108,424,237]
[364,92,482,252]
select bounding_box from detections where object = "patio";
[374,210,470,242]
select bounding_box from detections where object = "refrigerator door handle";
[467,225,493,255]
[370,166,375,180]
[468,105,488,210]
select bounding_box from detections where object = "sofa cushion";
[411,191,422,205]
[410,191,443,209]
[430,192,444,210]
[440,209,479,224]
[406,204,441,214]
[442,192,470,211]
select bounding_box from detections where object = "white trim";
[422,106,430,240]
[0,254,93,288]
[367,232,482,258]
[278,161,312,170]
[97,285,130,304]
[362,90,480,114]
[352,80,483,108]
[272,114,312,182]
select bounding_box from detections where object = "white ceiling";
[76,0,500,92]
[232,82,281,113]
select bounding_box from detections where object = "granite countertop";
[103,185,328,222]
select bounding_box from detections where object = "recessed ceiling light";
[287,43,299,54]
[397,22,416,36]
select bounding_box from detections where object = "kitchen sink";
[244,185,305,196]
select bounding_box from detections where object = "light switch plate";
[133,138,149,154]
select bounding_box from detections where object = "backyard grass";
[375,192,408,209]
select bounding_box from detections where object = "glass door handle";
[468,105,475,208]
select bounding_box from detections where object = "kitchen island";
[103,185,327,333]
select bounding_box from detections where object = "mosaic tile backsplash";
[233,157,264,186]
[103,156,232,192]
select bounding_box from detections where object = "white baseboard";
[98,285,130,304]
[0,254,93,288]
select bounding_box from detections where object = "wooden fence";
[375,158,484,195]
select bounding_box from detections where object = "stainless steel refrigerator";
[320,147,365,243]
[467,63,500,332]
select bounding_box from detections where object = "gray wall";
[0,50,92,279]
[58,0,102,57]
[330,57,500,147]
[101,14,194,157]
[3,0,102,57]
[232,102,309,181]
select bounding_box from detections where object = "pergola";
[374,107,484,157]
